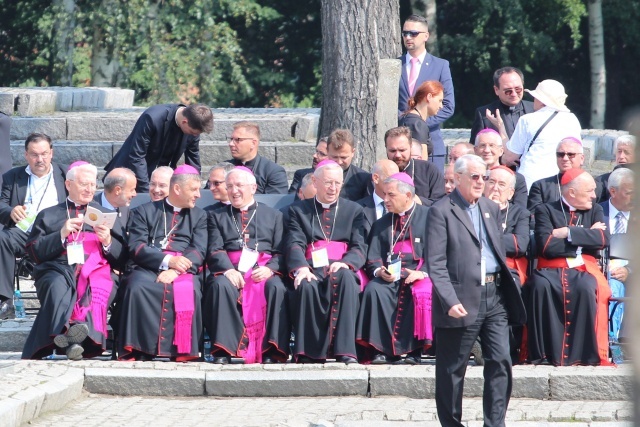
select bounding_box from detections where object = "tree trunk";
[319,0,401,170]
[91,0,120,87]
[410,0,438,56]
[53,0,76,86]
[588,0,606,129]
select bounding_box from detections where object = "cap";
[560,168,586,186]
[173,165,200,175]
[388,172,415,187]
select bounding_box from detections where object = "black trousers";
[435,281,512,427]
[0,227,28,300]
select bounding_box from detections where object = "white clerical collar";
[67,197,84,207]
[101,193,116,211]
[222,200,231,205]
[238,200,255,212]
[397,202,415,217]
[165,198,182,213]
[315,197,336,209]
[561,197,577,212]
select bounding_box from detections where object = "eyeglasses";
[401,30,427,38]
[208,180,225,188]
[502,87,523,96]
[27,151,51,160]
[226,183,250,191]
[556,152,579,159]
[476,143,501,150]
[487,179,509,190]
[320,180,343,189]
[314,150,328,157]
[464,173,489,182]
[228,137,254,144]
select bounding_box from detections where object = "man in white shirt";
[356,159,399,239]
[498,79,582,191]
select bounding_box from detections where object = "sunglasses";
[401,30,427,38]
[556,152,579,159]
[208,180,225,187]
[503,87,523,96]
[464,173,489,182]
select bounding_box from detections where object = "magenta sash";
[69,233,113,336]
[228,250,272,364]
[393,240,432,341]
[164,251,195,354]
[304,240,369,290]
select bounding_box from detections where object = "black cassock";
[400,159,445,206]
[227,155,289,195]
[204,202,289,361]
[499,202,530,285]
[526,200,610,365]
[118,200,207,360]
[356,204,430,360]
[286,197,366,360]
[340,164,371,202]
[21,200,125,359]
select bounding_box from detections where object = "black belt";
[485,273,500,284]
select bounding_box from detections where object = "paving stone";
[0,92,15,115]
[275,143,315,166]
[84,368,205,396]
[293,114,320,142]
[9,117,67,140]
[511,366,550,399]
[93,87,135,109]
[368,366,435,398]
[10,387,45,425]
[385,410,411,421]
[202,117,298,143]
[36,368,84,415]
[549,367,633,401]
[66,116,138,141]
[0,397,25,427]
[205,369,368,397]
[15,90,57,116]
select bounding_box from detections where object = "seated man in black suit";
[469,66,534,144]
[326,129,371,201]
[356,159,398,240]
[288,138,328,196]
[105,103,213,193]
[205,162,234,211]
[385,126,444,206]
[0,133,68,319]
[226,121,289,194]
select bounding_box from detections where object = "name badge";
[566,254,585,268]
[480,256,486,286]
[388,258,402,282]
[67,242,85,265]
[16,205,36,233]
[311,247,329,268]
[238,247,259,273]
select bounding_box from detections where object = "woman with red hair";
[399,80,444,167]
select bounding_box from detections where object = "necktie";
[614,211,626,234]
[408,57,420,95]
[379,202,387,219]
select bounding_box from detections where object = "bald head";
[449,142,475,164]
[103,167,137,208]
[562,172,597,210]
[372,159,400,197]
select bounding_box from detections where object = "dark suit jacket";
[92,191,130,271]
[0,113,11,187]
[341,164,371,201]
[228,154,288,195]
[288,167,314,195]
[104,104,201,193]
[356,194,378,241]
[0,162,68,228]
[426,190,526,328]
[595,164,635,203]
[402,158,445,206]
[469,99,534,144]
[398,53,455,170]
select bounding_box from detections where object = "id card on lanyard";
[311,247,330,268]
[67,241,85,265]
[238,246,260,273]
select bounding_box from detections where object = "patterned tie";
[614,211,626,235]
[408,57,420,95]
[380,201,387,219]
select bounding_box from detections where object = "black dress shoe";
[296,355,324,364]
[404,349,422,365]
[371,353,388,364]
[0,300,15,320]
[213,356,231,364]
[336,355,358,364]
[134,352,154,361]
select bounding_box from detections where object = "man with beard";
[204,167,289,364]
[117,165,207,361]
[356,172,431,365]
[22,162,125,360]
[286,160,366,364]
[385,126,444,205]
[526,168,610,365]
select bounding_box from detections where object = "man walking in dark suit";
[0,133,68,319]
[105,103,213,193]
[398,14,455,171]
[469,67,534,145]
[427,154,526,427]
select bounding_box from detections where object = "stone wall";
[6,107,628,179]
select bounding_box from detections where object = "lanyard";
[501,202,510,232]
[27,172,52,212]
[65,199,84,243]
[230,204,258,250]
[311,198,339,248]
[152,203,179,247]
[389,207,414,260]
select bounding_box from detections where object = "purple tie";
[408,57,420,95]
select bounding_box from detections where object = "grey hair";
[454,154,486,174]
[208,162,235,176]
[557,138,583,154]
[300,172,314,190]
[614,135,636,151]
[151,166,174,178]
[67,163,97,181]
[474,130,502,147]
[383,176,416,197]
[170,172,201,187]
[226,168,257,185]
[608,167,634,190]
[104,167,135,193]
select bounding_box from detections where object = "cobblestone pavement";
[24,394,632,427]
